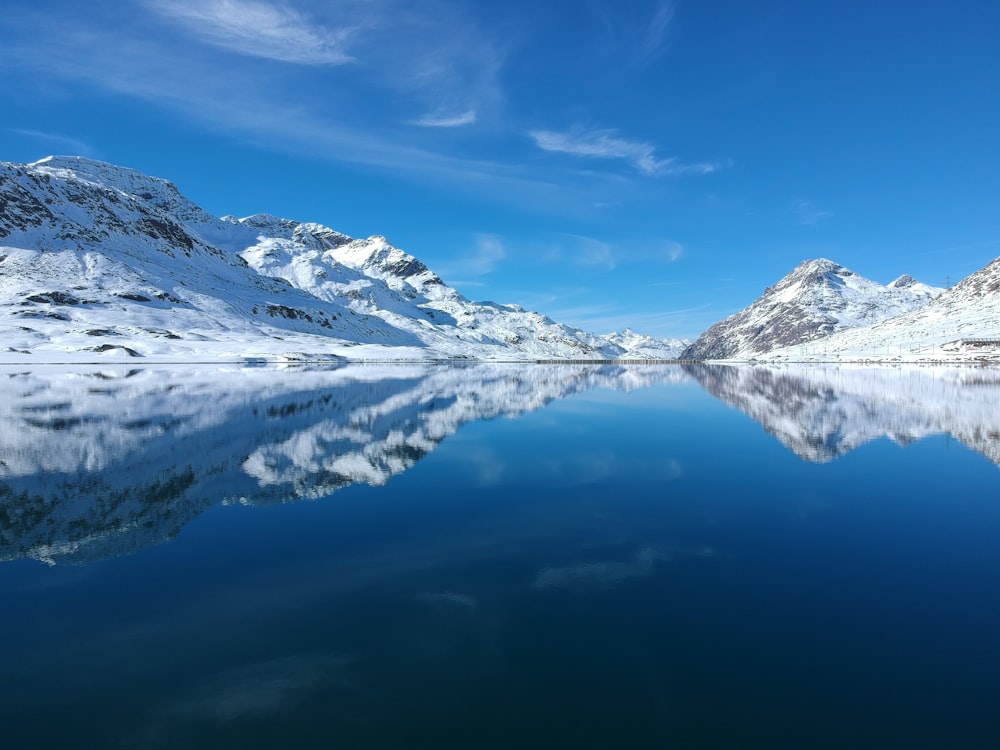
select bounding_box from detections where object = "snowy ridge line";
[685,257,999,363]
[683,258,946,360]
[2,155,994,362]
[0,156,688,362]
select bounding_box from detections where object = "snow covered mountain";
[683,259,942,360]
[767,256,1000,362]
[0,363,691,565]
[686,363,1000,466]
[0,156,679,362]
[599,328,690,359]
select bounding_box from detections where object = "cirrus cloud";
[145,0,357,65]
[411,110,477,128]
[529,127,718,176]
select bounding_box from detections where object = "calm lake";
[1,363,999,749]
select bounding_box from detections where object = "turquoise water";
[1,364,999,749]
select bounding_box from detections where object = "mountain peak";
[683,258,941,359]
[890,274,917,288]
[795,257,842,272]
[787,258,853,282]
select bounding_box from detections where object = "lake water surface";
[1,363,999,749]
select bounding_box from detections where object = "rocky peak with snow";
[761,254,1000,362]
[682,258,942,360]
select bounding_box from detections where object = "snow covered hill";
[682,259,942,360]
[767,256,1000,363]
[0,156,680,362]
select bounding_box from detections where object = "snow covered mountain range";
[682,259,944,360]
[1,155,995,362]
[766,256,1000,362]
[683,255,1000,362]
[0,156,688,362]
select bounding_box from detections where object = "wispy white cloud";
[145,0,356,65]
[411,110,477,128]
[545,234,616,269]
[0,2,717,219]
[0,3,537,199]
[142,0,507,129]
[589,0,675,68]
[469,234,506,274]
[792,199,834,226]
[542,233,685,270]
[435,234,506,281]
[0,14,558,203]
[641,2,675,63]
[530,127,717,176]
[8,128,96,156]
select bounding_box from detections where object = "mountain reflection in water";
[1,363,998,565]
[686,364,1000,464]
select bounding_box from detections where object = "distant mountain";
[599,328,689,360]
[682,259,942,360]
[767,255,1000,362]
[0,156,680,362]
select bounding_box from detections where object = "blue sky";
[2,0,998,339]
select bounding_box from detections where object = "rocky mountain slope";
[0,156,680,362]
[767,256,1000,362]
[682,259,942,360]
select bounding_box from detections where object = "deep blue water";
[1,364,999,749]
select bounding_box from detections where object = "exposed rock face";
[683,259,941,360]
